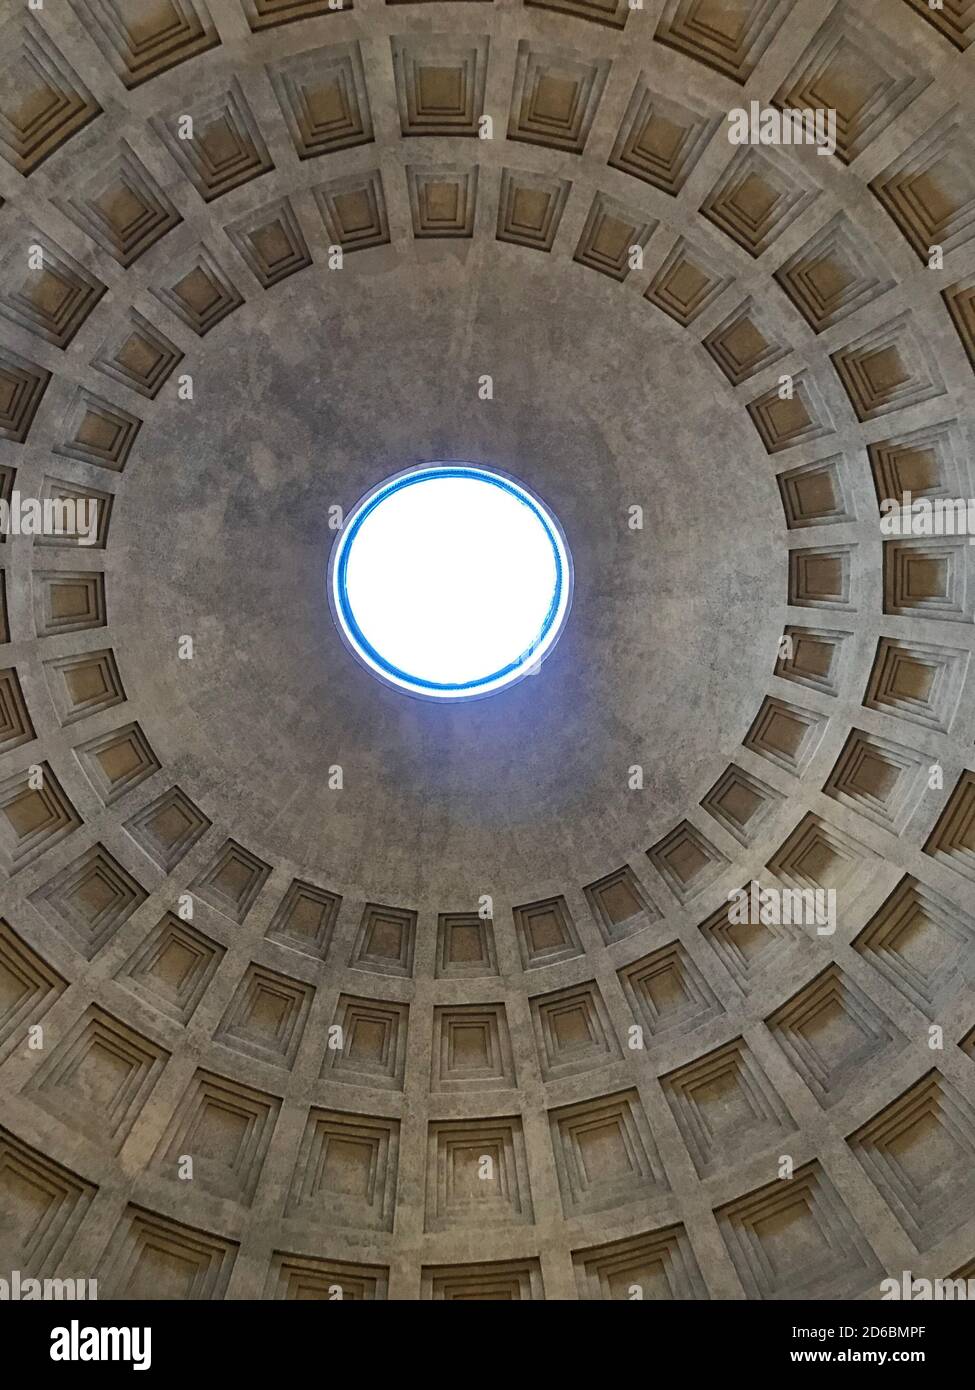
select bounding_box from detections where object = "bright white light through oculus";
[329,465,572,700]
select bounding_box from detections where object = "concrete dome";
[0,0,974,1301]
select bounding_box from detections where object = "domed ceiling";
[1,0,974,1302]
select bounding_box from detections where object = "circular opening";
[328,464,573,700]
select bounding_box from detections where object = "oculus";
[328,464,572,700]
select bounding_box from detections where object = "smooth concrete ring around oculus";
[107,251,782,904]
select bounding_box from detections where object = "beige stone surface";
[0,0,974,1301]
